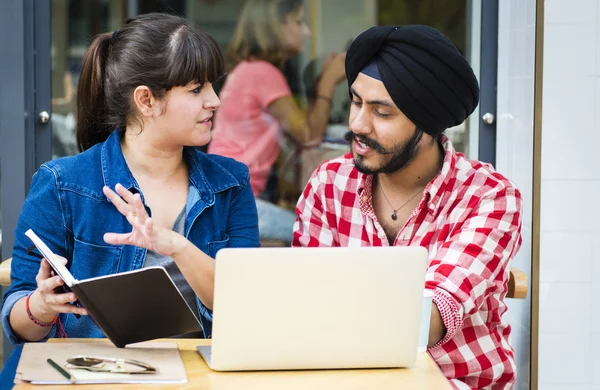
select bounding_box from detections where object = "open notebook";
[24,228,203,347]
[14,341,187,385]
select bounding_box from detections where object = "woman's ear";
[132,86,156,117]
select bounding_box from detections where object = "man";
[293,25,522,390]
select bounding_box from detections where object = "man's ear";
[132,86,156,117]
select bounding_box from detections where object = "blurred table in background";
[276,125,349,210]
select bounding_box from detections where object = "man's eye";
[351,100,361,106]
[374,110,390,118]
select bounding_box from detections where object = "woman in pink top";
[209,0,346,243]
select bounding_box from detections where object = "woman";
[1,12,259,350]
[208,0,346,243]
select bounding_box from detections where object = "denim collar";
[100,129,240,205]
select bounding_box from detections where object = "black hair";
[76,13,224,151]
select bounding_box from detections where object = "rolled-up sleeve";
[1,291,58,345]
[1,166,68,345]
[425,187,522,346]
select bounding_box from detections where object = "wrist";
[28,290,58,323]
[316,78,336,97]
[168,233,190,259]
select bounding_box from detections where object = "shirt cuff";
[198,303,213,322]
[1,290,57,345]
[429,288,463,349]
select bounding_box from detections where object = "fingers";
[103,232,131,246]
[38,274,64,293]
[114,183,138,205]
[33,256,87,316]
[42,291,88,316]
[50,304,88,315]
[115,184,145,215]
[48,293,88,316]
[103,185,131,216]
[144,218,154,236]
[38,258,52,280]
[54,255,68,265]
[36,276,88,316]
[323,52,336,66]
[43,291,76,306]
[103,217,154,246]
[103,184,147,223]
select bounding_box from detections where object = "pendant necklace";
[379,181,425,221]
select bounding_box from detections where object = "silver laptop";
[198,246,427,371]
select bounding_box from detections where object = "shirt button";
[429,204,435,211]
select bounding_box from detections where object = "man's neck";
[377,139,444,194]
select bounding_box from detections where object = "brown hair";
[76,13,224,151]
[227,0,303,67]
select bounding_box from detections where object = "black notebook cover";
[25,229,203,348]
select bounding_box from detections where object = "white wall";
[537,0,600,389]
[496,1,536,389]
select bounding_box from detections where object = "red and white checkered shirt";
[293,136,522,389]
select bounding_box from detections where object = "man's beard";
[343,128,423,175]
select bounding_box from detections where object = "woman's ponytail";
[76,32,112,152]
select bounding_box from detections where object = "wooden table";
[14,338,452,389]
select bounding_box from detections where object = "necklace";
[378,180,425,221]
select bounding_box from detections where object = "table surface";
[14,338,452,390]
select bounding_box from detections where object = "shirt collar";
[425,135,457,215]
[100,129,241,205]
[356,135,458,216]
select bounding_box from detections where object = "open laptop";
[198,246,428,371]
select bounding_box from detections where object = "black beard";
[344,129,423,175]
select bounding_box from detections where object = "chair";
[0,258,11,287]
[507,266,527,299]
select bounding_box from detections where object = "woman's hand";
[320,52,346,86]
[102,183,186,256]
[33,257,87,318]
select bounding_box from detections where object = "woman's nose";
[204,86,221,110]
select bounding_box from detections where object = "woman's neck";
[120,129,186,180]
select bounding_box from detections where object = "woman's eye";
[190,87,201,94]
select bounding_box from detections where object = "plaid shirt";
[293,136,522,389]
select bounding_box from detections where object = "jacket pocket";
[207,234,230,258]
[71,238,122,280]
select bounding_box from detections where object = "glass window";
[51,0,187,159]
[378,0,469,154]
[51,0,470,242]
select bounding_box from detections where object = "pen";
[47,358,73,383]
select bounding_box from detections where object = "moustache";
[343,131,389,154]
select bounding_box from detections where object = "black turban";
[345,25,479,137]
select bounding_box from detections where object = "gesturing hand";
[102,184,183,256]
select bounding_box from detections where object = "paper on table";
[15,341,187,385]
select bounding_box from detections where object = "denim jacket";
[1,130,259,345]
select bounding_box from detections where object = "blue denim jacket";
[1,130,259,345]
